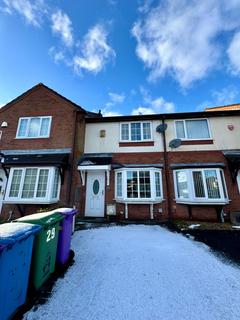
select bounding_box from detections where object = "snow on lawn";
[24,225,240,320]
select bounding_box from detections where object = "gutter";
[85,109,240,123]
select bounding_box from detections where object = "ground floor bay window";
[4,166,60,204]
[174,168,228,204]
[115,168,163,202]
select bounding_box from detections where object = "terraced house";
[0,84,240,222]
[79,107,240,222]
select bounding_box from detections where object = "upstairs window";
[4,166,60,204]
[174,168,228,204]
[16,116,52,138]
[120,122,152,141]
[175,119,210,140]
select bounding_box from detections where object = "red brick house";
[79,110,240,221]
[0,83,97,221]
[1,83,240,223]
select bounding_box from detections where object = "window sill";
[115,198,163,204]
[15,136,50,140]
[119,141,154,147]
[180,139,213,145]
[3,199,59,205]
[175,199,229,205]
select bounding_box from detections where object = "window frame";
[173,168,229,204]
[237,172,240,195]
[116,171,123,198]
[119,121,153,142]
[174,118,212,141]
[115,167,163,202]
[4,166,60,204]
[16,116,52,139]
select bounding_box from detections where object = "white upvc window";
[115,168,163,202]
[175,119,211,140]
[237,172,240,194]
[4,166,60,204]
[120,122,152,142]
[174,168,228,204]
[16,116,52,138]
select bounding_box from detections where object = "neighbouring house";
[205,103,240,112]
[0,83,98,221]
[78,110,240,221]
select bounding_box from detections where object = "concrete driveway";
[24,225,240,320]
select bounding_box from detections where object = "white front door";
[0,169,7,214]
[85,171,105,217]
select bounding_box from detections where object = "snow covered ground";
[24,225,240,320]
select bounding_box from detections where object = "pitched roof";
[205,103,240,112]
[0,83,87,113]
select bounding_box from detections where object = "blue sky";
[1,0,240,116]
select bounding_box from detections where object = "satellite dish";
[169,139,182,149]
[156,123,168,133]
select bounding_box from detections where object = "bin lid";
[0,222,41,249]
[15,212,63,226]
[50,207,78,216]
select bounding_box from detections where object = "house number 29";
[46,227,55,242]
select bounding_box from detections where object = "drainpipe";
[161,117,172,223]
[67,109,78,206]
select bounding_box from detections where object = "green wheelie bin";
[15,212,63,291]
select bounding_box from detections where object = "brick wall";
[78,150,240,222]
[168,150,240,221]
[0,85,77,150]
[0,85,86,221]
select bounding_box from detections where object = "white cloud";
[92,90,125,117]
[92,106,122,117]
[48,47,66,64]
[102,91,125,116]
[108,92,125,104]
[73,24,115,74]
[151,97,175,113]
[228,31,240,75]
[132,106,155,115]
[2,2,115,76]
[51,9,73,47]
[105,102,114,108]
[212,86,239,105]
[132,87,175,115]
[102,109,122,117]
[138,0,153,13]
[132,0,240,87]
[196,85,239,111]
[2,0,47,27]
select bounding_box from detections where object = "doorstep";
[75,217,168,231]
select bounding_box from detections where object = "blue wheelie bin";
[0,222,41,320]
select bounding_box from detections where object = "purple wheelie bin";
[53,208,78,267]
